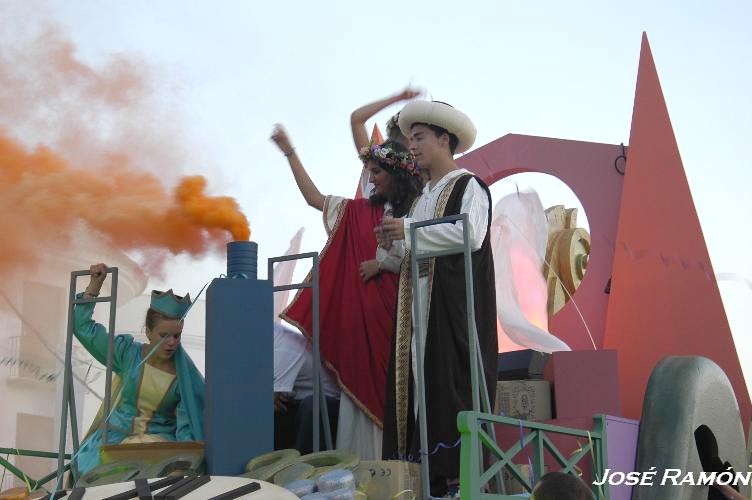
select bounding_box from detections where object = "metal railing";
[5,336,57,382]
[458,412,608,499]
[7,336,21,379]
[56,267,119,488]
[409,213,503,498]
[0,447,72,492]
[268,252,333,452]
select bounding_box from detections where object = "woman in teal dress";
[73,263,204,474]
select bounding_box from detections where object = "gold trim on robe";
[393,174,464,454]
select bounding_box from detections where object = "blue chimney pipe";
[204,241,273,475]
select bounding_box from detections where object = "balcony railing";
[5,336,58,383]
[458,411,608,499]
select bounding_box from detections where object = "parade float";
[1,33,748,500]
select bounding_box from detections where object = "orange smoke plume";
[175,176,250,241]
[0,132,249,278]
[0,28,249,280]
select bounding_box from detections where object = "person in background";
[273,322,340,453]
[531,472,595,500]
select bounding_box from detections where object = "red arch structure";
[458,135,625,351]
[457,33,750,430]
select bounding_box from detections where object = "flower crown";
[358,142,419,176]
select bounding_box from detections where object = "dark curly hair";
[531,472,594,500]
[367,140,423,217]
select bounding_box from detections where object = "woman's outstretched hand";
[271,124,294,155]
[394,87,422,102]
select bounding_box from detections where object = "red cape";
[281,198,398,426]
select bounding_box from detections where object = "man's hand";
[381,217,406,241]
[713,484,747,500]
[359,259,381,281]
[374,225,393,250]
[274,392,289,414]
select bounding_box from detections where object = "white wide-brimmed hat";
[398,100,476,154]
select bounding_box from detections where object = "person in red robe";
[270,90,422,458]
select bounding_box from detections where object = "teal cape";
[72,294,204,474]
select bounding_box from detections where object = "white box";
[354,460,421,500]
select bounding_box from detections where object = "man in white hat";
[380,100,498,497]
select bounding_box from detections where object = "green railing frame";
[0,447,72,492]
[458,412,609,499]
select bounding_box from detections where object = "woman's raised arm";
[271,124,325,211]
[350,88,421,152]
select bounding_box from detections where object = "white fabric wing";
[273,227,305,320]
[492,190,571,353]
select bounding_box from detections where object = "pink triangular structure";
[603,33,750,428]
[354,125,384,199]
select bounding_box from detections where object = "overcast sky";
[2,1,750,385]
